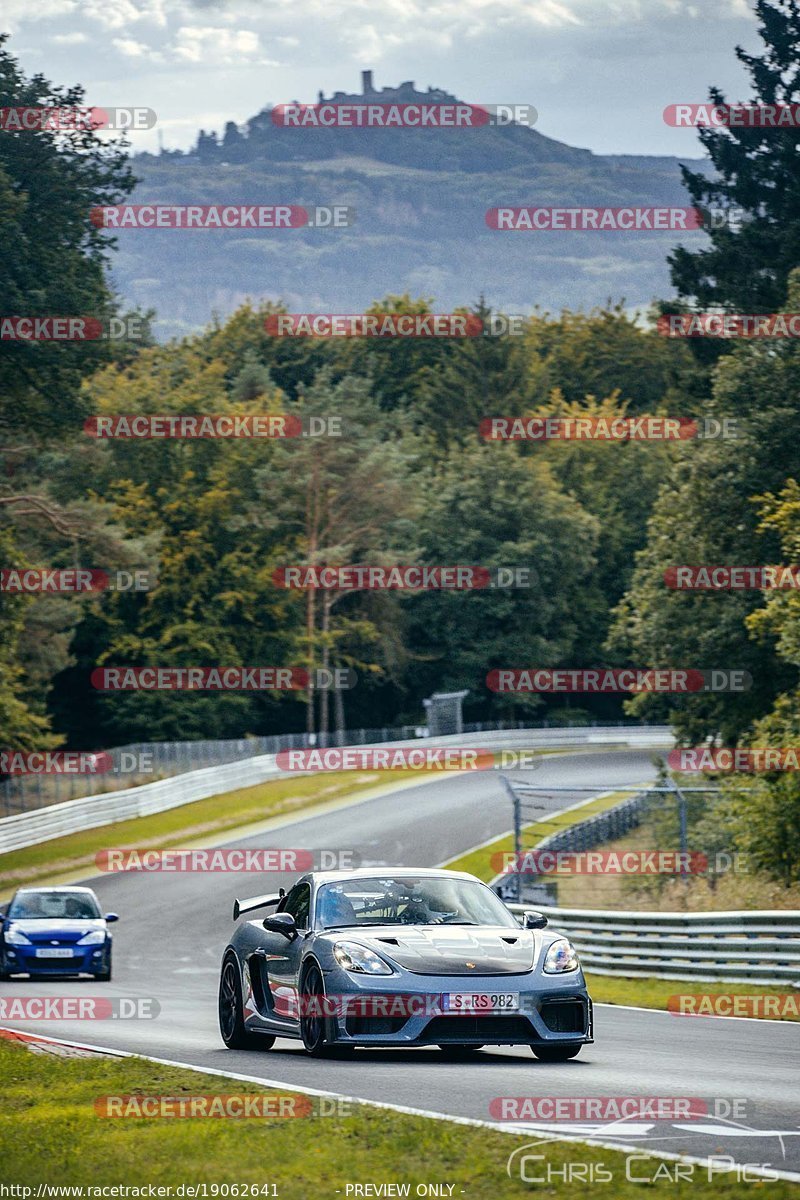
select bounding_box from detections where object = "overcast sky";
[6,0,761,157]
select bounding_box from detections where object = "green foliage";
[669,0,800,313]
[0,39,136,748]
[608,271,800,744]
[0,36,134,441]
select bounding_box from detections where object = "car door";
[257,881,311,1029]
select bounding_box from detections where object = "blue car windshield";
[316,876,519,929]
[8,891,101,920]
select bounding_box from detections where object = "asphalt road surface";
[3,748,799,1178]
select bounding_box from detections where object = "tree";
[0,38,135,747]
[404,444,599,718]
[608,270,800,744]
[721,479,800,886]
[0,37,134,445]
[669,0,800,313]
[523,306,702,413]
[412,298,533,449]
[526,392,678,667]
[248,370,419,738]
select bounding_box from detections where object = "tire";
[437,1044,484,1056]
[218,953,275,1050]
[531,1043,583,1062]
[300,963,335,1056]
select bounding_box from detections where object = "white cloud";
[112,37,153,57]
[171,25,262,63]
[3,0,76,32]
[79,0,169,31]
[51,31,88,44]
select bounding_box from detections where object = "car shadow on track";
[233,1043,591,1067]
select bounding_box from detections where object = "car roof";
[308,867,481,885]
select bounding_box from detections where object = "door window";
[281,883,311,929]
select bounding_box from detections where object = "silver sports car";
[218,867,593,1060]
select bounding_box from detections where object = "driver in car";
[391,883,459,925]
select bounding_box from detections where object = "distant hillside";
[111,73,711,338]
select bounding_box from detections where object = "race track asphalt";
[3,747,799,1178]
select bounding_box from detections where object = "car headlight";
[4,927,31,945]
[333,941,394,975]
[543,937,580,974]
[77,930,107,946]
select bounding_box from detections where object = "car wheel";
[218,953,275,1050]
[532,1043,583,1062]
[300,963,334,1056]
[437,1044,484,1056]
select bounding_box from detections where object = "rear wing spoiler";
[233,889,285,921]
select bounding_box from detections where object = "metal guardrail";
[531,791,653,856]
[0,753,283,857]
[507,903,800,986]
[0,718,653,816]
[0,725,673,856]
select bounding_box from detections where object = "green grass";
[585,973,800,1020]
[442,791,800,1023]
[2,1038,797,1195]
[0,769,416,897]
[443,788,637,881]
[0,746,579,897]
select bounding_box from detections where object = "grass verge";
[585,973,800,1020]
[443,788,637,881]
[2,1037,796,1196]
[0,769,417,896]
[0,746,576,896]
[443,790,800,1022]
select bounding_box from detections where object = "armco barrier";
[507,903,800,986]
[0,726,672,856]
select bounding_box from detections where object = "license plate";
[35,948,74,958]
[442,992,519,1012]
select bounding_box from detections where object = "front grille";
[345,1016,409,1036]
[422,1016,532,1042]
[540,999,586,1034]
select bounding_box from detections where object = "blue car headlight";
[543,937,580,974]
[333,941,394,976]
[5,927,31,945]
[76,930,107,946]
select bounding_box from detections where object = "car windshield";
[316,876,519,930]
[8,891,101,920]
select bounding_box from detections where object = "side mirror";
[104,913,119,923]
[263,912,297,940]
[524,910,548,929]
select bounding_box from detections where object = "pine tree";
[669,0,800,312]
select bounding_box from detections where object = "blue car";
[0,886,118,980]
[219,868,593,1060]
